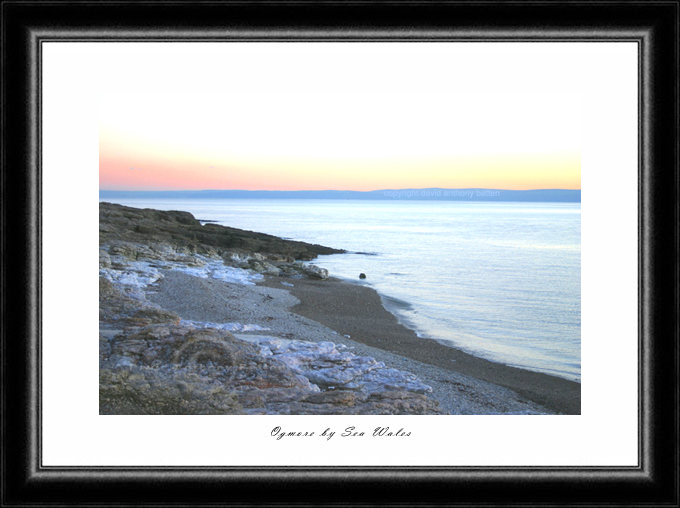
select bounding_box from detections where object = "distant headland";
[99,188,581,202]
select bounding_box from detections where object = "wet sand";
[259,276,580,415]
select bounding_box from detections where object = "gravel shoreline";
[265,276,581,415]
[148,271,571,415]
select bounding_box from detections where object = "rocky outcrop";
[100,202,344,261]
[99,203,336,284]
[100,323,441,415]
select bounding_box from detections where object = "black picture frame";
[2,1,678,506]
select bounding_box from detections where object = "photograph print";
[98,43,581,416]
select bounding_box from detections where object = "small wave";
[380,294,415,312]
[351,251,380,256]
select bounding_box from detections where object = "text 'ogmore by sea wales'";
[270,426,411,441]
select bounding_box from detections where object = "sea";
[100,198,581,382]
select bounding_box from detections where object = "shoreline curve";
[259,275,580,415]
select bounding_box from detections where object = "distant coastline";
[99,188,581,203]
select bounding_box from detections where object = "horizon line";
[99,187,582,192]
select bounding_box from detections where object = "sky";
[99,44,581,192]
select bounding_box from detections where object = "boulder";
[306,265,329,280]
[291,262,329,280]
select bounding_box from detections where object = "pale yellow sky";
[99,45,581,191]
